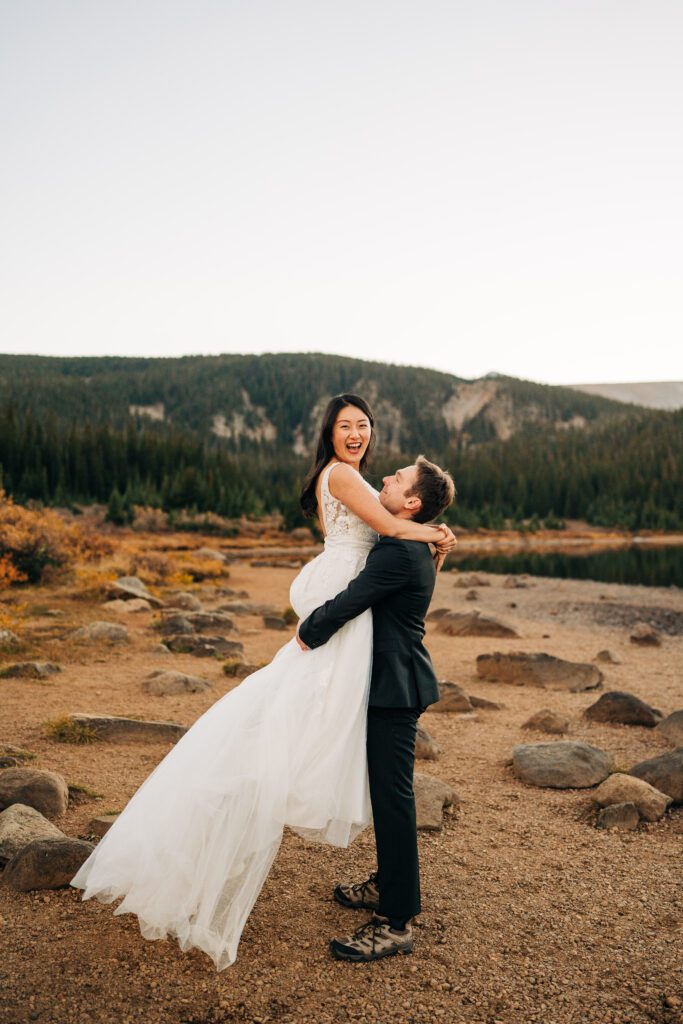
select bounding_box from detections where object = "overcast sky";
[1,1,681,384]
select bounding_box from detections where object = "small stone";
[464,590,478,601]
[592,773,672,822]
[166,592,202,611]
[629,622,661,646]
[656,710,683,746]
[469,695,503,710]
[584,691,662,728]
[415,725,440,760]
[89,814,119,837]
[70,621,130,645]
[430,682,473,714]
[452,574,490,588]
[0,661,60,680]
[596,802,640,831]
[414,773,458,831]
[164,635,243,658]
[4,837,95,890]
[143,670,213,696]
[594,650,621,664]
[522,709,569,735]
[0,768,69,819]
[0,629,20,649]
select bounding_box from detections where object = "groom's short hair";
[406,455,456,523]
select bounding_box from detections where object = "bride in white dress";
[70,394,453,970]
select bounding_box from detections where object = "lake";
[448,543,683,588]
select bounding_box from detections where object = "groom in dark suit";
[297,455,455,962]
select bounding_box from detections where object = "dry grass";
[43,714,100,745]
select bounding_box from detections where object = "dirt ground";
[1,550,682,1024]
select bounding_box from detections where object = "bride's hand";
[432,523,457,572]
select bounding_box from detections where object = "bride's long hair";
[299,393,376,519]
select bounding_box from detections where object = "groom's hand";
[296,629,310,651]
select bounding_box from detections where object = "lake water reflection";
[449,544,683,588]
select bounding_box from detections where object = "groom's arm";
[298,538,411,650]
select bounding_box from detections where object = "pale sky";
[1,1,681,385]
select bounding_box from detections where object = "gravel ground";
[1,557,682,1024]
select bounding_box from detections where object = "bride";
[70,393,454,970]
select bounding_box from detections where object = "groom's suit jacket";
[298,537,440,710]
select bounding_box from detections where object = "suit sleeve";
[298,539,411,649]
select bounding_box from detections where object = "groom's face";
[379,464,421,517]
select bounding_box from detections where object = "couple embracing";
[71,393,456,970]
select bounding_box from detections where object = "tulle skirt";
[70,538,374,970]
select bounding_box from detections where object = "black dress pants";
[366,705,422,923]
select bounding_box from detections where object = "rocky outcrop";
[477,652,603,692]
[436,611,519,638]
[66,714,187,744]
[0,662,60,680]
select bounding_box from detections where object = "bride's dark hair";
[299,393,376,519]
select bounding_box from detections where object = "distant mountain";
[569,381,683,410]
[0,352,634,453]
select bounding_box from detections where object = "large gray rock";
[110,576,164,608]
[194,547,228,562]
[103,597,152,614]
[142,670,213,696]
[522,709,569,735]
[70,621,130,645]
[166,592,202,611]
[414,773,458,831]
[656,711,683,746]
[4,837,95,891]
[183,611,236,634]
[596,802,640,831]
[0,804,66,863]
[415,726,440,760]
[0,767,69,819]
[477,652,603,692]
[436,611,518,638]
[89,814,119,837]
[430,682,473,714]
[0,661,60,679]
[584,691,662,727]
[218,601,276,616]
[629,748,683,804]
[164,634,243,657]
[263,615,287,631]
[512,741,613,789]
[592,772,672,822]
[160,613,195,636]
[67,713,187,743]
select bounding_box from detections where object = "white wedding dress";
[70,463,379,970]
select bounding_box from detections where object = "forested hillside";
[0,353,680,529]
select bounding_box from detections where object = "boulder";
[414,773,458,831]
[67,714,187,743]
[584,691,662,728]
[436,611,518,638]
[194,547,228,562]
[113,598,152,614]
[594,650,621,664]
[4,837,95,891]
[465,590,478,601]
[591,773,672,822]
[629,748,683,804]
[503,576,531,589]
[522,710,569,735]
[430,682,473,714]
[0,804,66,863]
[0,661,60,680]
[110,576,164,608]
[415,726,440,760]
[426,608,450,622]
[0,767,69,819]
[89,814,119,837]
[160,613,195,636]
[70,621,130,645]
[166,592,202,611]
[0,629,20,649]
[477,652,603,692]
[222,660,262,680]
[164,634,243,658]
[142,670,213,696]
[263,615,287,631]
[629,623,661,646]
[512,741,613,789]
[656,711,683,747]
[596,802,640,831]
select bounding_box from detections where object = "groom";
[296,455,455,962]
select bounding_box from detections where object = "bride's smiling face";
[331,405,372,468]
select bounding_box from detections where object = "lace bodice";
[319,463,379,547]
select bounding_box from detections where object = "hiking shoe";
[330,914,413,962]
[333,870,380,911]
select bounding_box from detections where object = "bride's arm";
[328,462,451,544]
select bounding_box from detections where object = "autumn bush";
[0,489,112,586]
